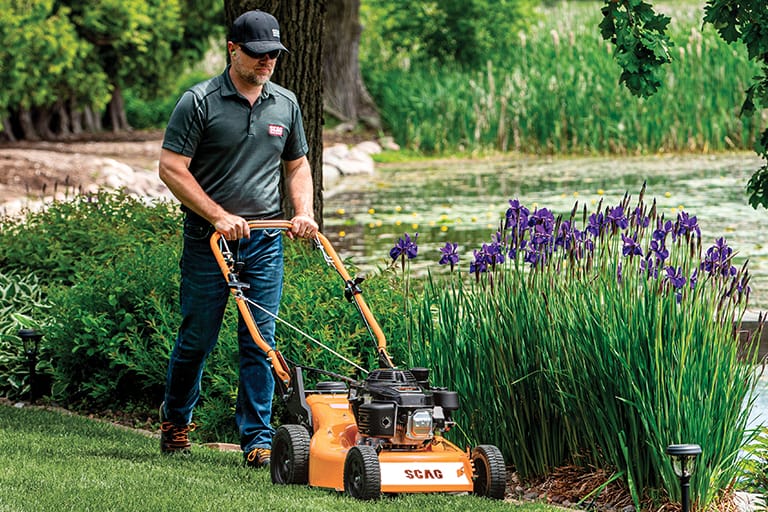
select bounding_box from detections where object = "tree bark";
[225,0,327,227]
[0,116,17,142]
[18,107,41,141]
[107,85,131,132]
[323,0,380,130]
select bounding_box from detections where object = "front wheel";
[471,444,506,499]
[343,445,381,500]
[271,424,310,485]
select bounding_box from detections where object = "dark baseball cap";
[230,10,288,53]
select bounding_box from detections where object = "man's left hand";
[289,214,319,239]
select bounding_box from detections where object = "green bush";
[0,191,407,446]
[124,70,215,129]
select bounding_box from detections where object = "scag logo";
[404,469,444,480]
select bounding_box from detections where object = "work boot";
[244,447,271,468]
[159,402,196,454]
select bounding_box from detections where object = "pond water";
[324,151,768,432]
[323,152,768,310]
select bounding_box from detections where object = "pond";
[323,152,768,310]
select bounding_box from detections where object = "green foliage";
[738,426,768,499]
[0,191,181,285]
[703,0,768,209]
[0,272,53,399]
[599,0,674,98]
[362,0,536,68]
[363,2,760,155]
[124,70,215,129]
[0,0,111,119]
[411,189,761,508]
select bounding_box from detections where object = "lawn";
[0,404,560,512]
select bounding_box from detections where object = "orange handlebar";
[209,220,393,387]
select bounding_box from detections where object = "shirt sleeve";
[161,91,205,158]
[281,103,309,161]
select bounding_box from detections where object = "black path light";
[18,328,43,403]
[666,444,702,512]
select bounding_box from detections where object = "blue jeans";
[163,218,284,453]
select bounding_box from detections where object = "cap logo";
[273,29,280,38]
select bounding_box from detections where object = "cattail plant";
[408,185,764,509]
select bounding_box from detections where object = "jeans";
[163,217,284,453]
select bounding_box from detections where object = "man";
[157,10,318,469]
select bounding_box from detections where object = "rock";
[353,140,382,155]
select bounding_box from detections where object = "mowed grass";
[0,404,558,512]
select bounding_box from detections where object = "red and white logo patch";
[268,124,284,137]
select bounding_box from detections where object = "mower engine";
[348,367,459,448]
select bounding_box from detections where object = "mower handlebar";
[209,220,394,389]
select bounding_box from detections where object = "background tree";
[0,0,222,141]
[600,0,768,209]
[323,0,380,131]
[223,0,326,225]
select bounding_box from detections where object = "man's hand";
[213,213,251,240]
[289,214,318,239]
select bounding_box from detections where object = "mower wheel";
[343,445,381,500]
[471,444,506,500]
[270,424,311,485]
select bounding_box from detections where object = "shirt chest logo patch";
[268,124,284,137]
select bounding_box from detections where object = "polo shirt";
[162,66,309,219]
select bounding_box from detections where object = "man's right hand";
[213,213,251,240]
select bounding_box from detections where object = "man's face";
[231,44,279,86]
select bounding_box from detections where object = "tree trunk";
[323,0,380,130]
[18,107,41,141]
[83,105,102,133]
[225,0,327,227]
[69,100,84,136]
[0,116,17,142]
[34,107,57,140]
[55,101,72,139]
[107,84,131,132]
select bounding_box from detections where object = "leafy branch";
[599,0,673,98]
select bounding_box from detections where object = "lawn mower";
[210,220,506,500]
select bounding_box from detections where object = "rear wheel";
[471,444,506,499]
[270,424,310,485]
[343,445,381,500]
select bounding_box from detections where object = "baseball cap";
[230,10,289,54]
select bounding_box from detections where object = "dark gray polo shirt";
[162,67,308,219]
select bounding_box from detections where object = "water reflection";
[323,153,768,309]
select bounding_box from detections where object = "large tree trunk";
[17,107,41,141]
[225,0,327,227]
[323,0,380,130]
[107,85,131,132]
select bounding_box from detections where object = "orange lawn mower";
[210,220,507,500]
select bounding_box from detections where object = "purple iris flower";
[438,242,459,271]
[505,199,530,231]
[633,206,650,228]
[649,239,669,264]
[701,237,736,277]
[641,257,658,279]
[390,232,419,270]
[676,211,701,239]
[653,219,673,242]
[621,232,643,257]
[606,205,629,230]
[587,212,606,237]
[469,248,489,276]
[664,266,686,303]
[483,241,505,267]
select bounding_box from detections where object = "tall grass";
[362,2,762,155]
[411,188,764,509]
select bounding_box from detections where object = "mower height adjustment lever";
[227,261,250,292]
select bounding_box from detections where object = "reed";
[407,187,764,508]
[362,2,761,156]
